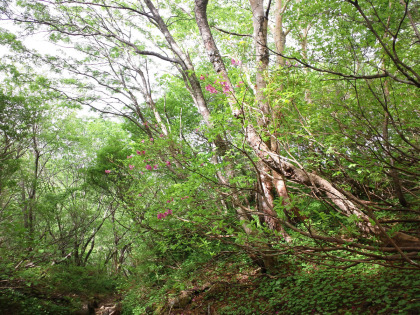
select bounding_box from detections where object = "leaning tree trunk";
[145,0,253,231]
[193,0,419,258]
[195,0,286,271]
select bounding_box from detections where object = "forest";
[0,0,419,314]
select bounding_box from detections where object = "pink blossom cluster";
[136,150,145,155]
[157,209,173,219]
[105,170,111,174]
[205,84,218,94]
[145,164,158,170]
[199,74,205,80]
[180,196,189,200]
[220,81,232,95]
[231,58,242,66]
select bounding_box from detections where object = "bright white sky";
[0,20,58,55]
[0,13,176,121]
[0,20,116,119]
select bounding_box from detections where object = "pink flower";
[166,209,173,215]
[141,140,145,143]
[142,151,145,155]
[129,165,134,170]
[136,150,141,155]
[195,128,199,132]
[150,138,154,142]
[154,164,158,170]
[166,161,171,166]
[146,164,152,170]
[167,199,171,203]
[138,193,142,197]
[223,86,232,95]
[140,171,144,175]
[105,170,111,174]
[148,159,152,162]
[157,213,163,219]
[159,134,164,138]
[200,74,205,80]
[127,155,133,159]
[200,163,204,166]
[219,81,232,94]
[231,59,242,66]
[205,84,218,94]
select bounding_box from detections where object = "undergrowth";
[0,262,117,314]
[119,254,420,314]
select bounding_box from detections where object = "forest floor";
[1,260,420,314]
[117,257,420,314]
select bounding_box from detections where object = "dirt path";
[94,296,121,315]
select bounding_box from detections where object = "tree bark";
[273,0,289,66]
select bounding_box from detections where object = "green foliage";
[0,1,419,314]
[0,262,117,315]
[0,289,72,315]
[118,254,420,314]
[46,265,117,297]
[260,266,420,314]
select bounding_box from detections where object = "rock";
[95,303,121,315]
[168,290,192,309]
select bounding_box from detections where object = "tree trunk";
[273,0,289,66]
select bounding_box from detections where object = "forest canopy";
[0,0,419,314]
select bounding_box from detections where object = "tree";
[1,0,419,271]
